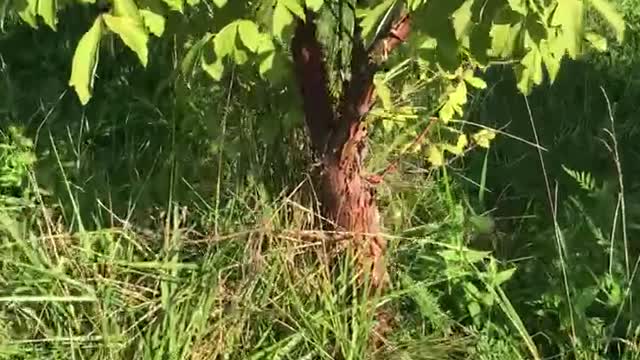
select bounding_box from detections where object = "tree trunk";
[290,9,411,290]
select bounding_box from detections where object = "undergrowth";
[2,2,640,358]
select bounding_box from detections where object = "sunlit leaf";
[450,81,467,105]
[260,52,288,83]
[237,20,261,52]
[112,0,141,20]
[587,0,625,43]
[373,74,393,110]
[139,9,165,37]
[69,16,103,105]
[539,38,562,83]
[507,0,527,15]
[452,0,473,40]
[259,52,275,77]
[439,102,455,123]
[439,248,490,263]
[181,33,213,75]
[256,33,275,54]
[37,0,57,30]
[202,58,224,81]
[233,48,248,64]
[357,0,394,39]
[490,22,522,58]
[585,31,607,52]
[103,14,149,66]
[439,81,466,123]
[17,0,37,27]
[273,0,294,39]
[445,134,468,155]
[161,0,182,13]
[427,145,444,167]
[516,46,543,94]
[305,0,323,12]
[419,36,437,49]
[212,0,226,7]
[214,22,238,58]
[472,129,496,149]
[463,70,487,89]
[493,267,517,286]
[280,0,305,20]
[551,0,583,59]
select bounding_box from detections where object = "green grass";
[0,158,475,359]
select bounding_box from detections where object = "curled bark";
[291,7,411,289]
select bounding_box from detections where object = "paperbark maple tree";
[291,7,411,289]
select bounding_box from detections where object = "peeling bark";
[291,8,411,289]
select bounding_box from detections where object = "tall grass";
[2,3,640,357]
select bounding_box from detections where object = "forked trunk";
[290,9,411,289]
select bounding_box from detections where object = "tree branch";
[291,10,336,154]
[331,8,411,157]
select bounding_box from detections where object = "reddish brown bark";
[291,8,411,289]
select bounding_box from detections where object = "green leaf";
[440,248,490,263]
[551,0,583,59]
[37,0,57,30]
[357,0,394,40]
[212,0,226,7]
[467,301,481,319]
[181,33,213,75]
[237,20,261,52]
[444,134,468,155]
[507,0,527,15]
[17,0,37,27]
[305,0,322,12]
[587,0,625,43]
[256,33,275,54]
[139,9,165,37]
[161,0,182,13]
[419,36,437,49]
[259,52,275,77]
[472,129,496,148]
[463,70,487,89]
[516,46,543,94]
[202,58,224,81]
[69,16,103,105]
[112,0,141,20]
[214,22,238,58]
[450,81,467,106]
[280,0,305,20]
[406,0,424,12]
[451,0,473,40]
[539,37,562,83]
[493,267,517,286]
[272,0,294,39]
[373,74,393,110]
[427,145,444,167]
[103,14,149,67]
[469,214,494,234]
[439,81,467,123]
[439,102,455,123]
[585,31,607,52]
[233,48,248,65]
[490,21,522,58]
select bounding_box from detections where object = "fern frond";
[562,165,598,192]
